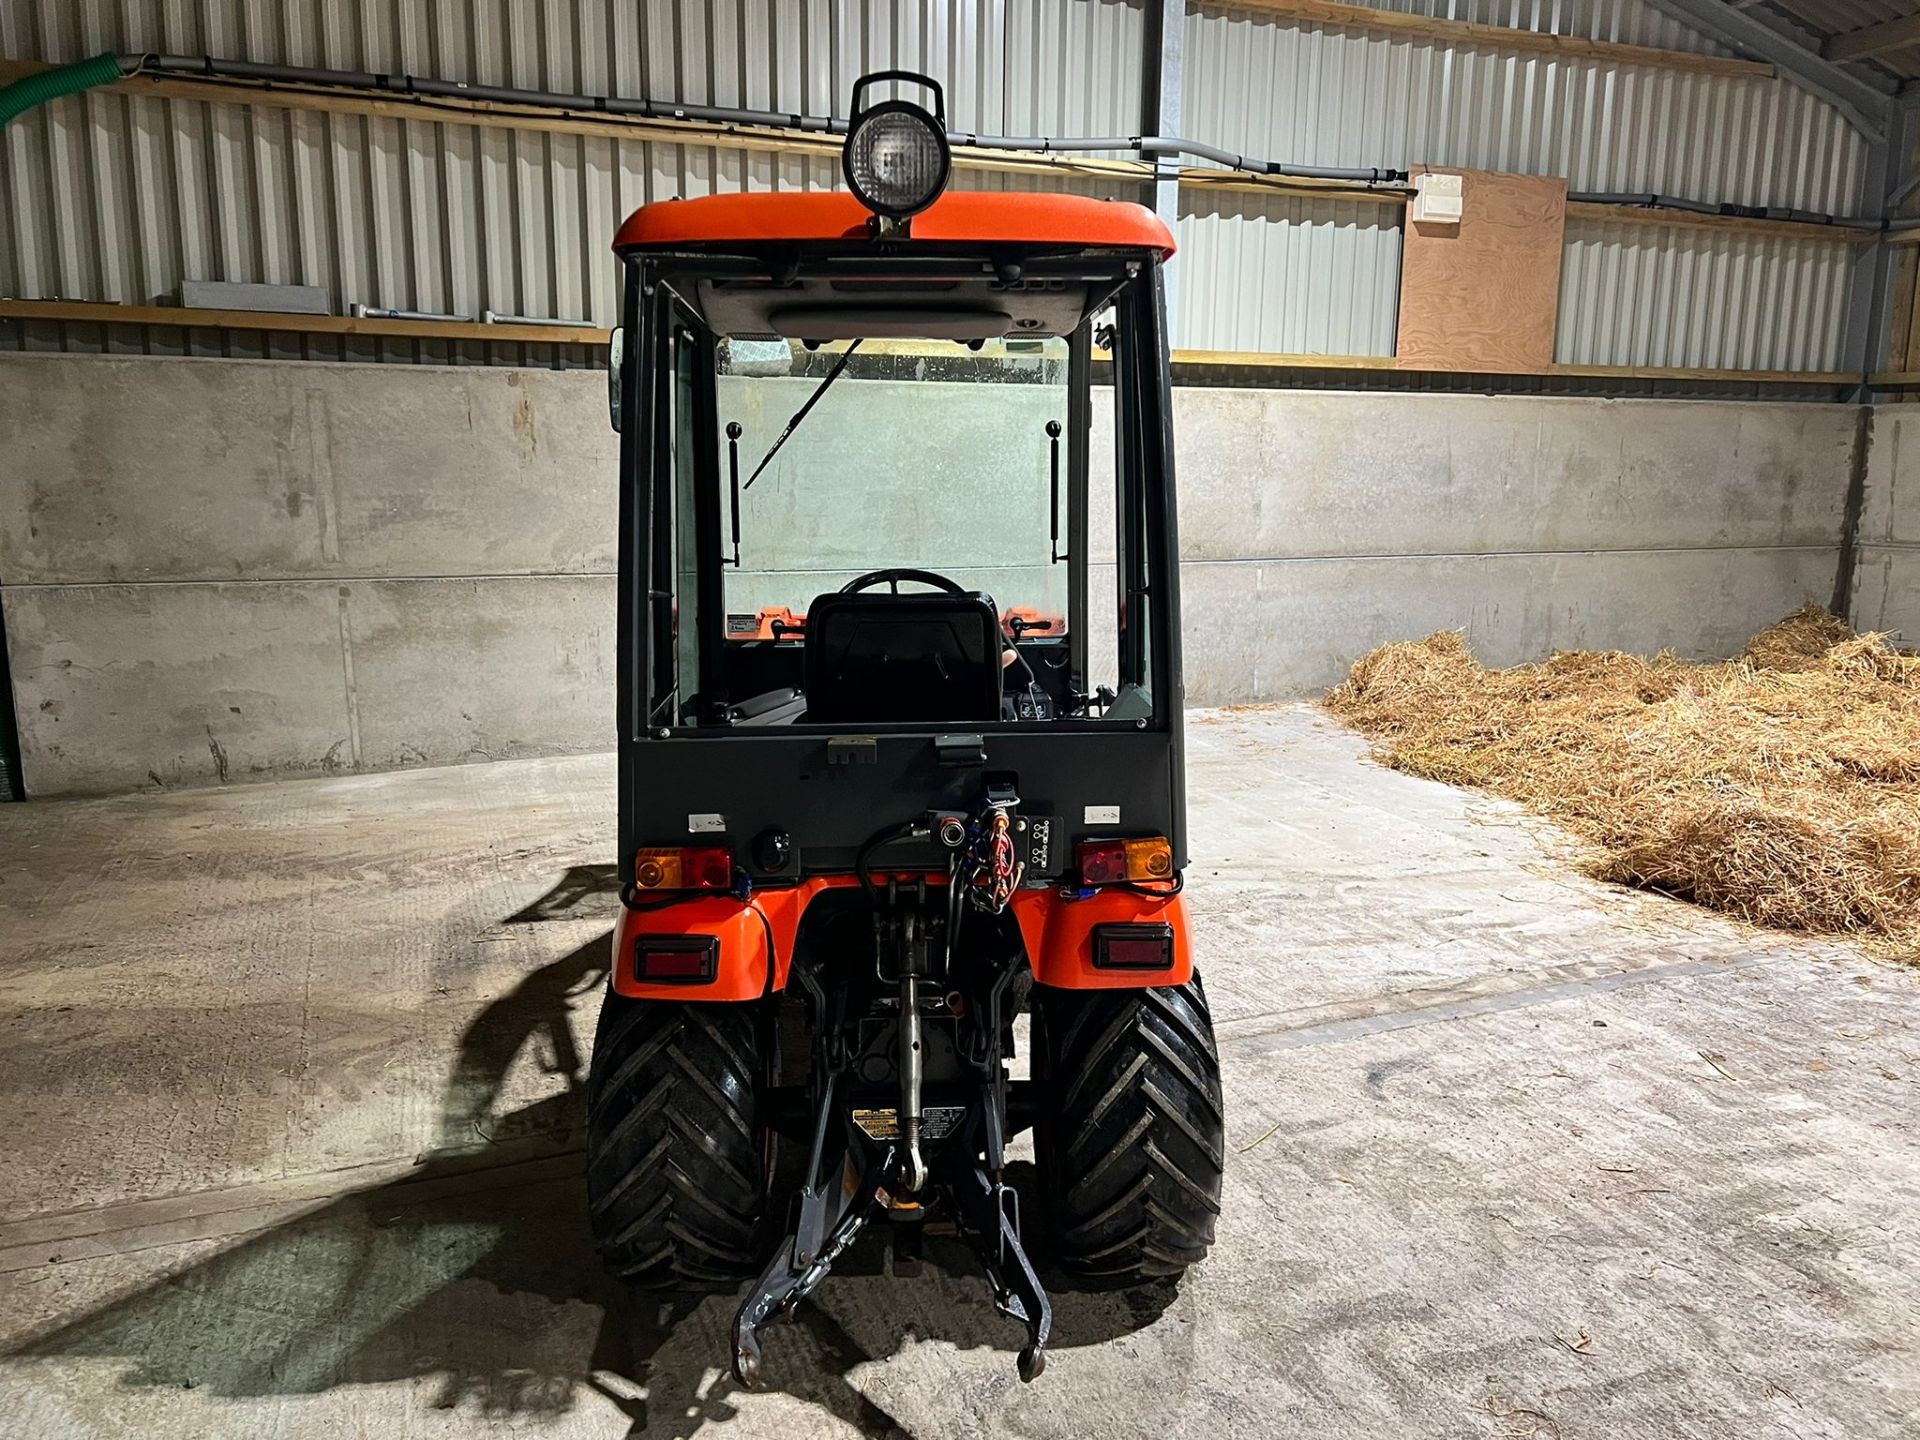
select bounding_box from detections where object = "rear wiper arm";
[743,339,863,490]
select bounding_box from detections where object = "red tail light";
[687,847,733,890]
[633,846,734,892]
[1077,839,1129,886]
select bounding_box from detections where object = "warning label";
[851,1106,966,1141]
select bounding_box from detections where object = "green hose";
[0,52,128,128]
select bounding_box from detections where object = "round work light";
[843,71,951,220]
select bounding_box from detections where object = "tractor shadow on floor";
[9,880,1180,1437]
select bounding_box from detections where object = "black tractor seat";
[803,589,1004,724]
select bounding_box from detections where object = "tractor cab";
[590,73,1222,1388]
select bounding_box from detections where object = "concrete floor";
[1,705,1915,1439]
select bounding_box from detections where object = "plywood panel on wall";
[1395,170,1568,374]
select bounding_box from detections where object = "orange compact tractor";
[590,71,1222,1385]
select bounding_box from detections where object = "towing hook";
[904,1126,929,1193]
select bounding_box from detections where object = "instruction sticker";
[1083,805,1121,825]
[852,1107,966,1141]
[687,813,726,833]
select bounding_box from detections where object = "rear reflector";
[633,934,720,984]
[1091,922,1175,971]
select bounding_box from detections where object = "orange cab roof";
[613,190,1175,256]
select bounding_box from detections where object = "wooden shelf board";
[0,298,604,346]
[1,300,1857,386]
[1200,0,1773,79]
[1172,351,1852,383]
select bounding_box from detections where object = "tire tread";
[586,993,766,1290]
[1038,976,1225,1283]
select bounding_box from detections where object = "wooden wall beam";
[1565,201,1872,246]
[1191,173,1867,244]
[1,299,1856,385]
[1201,0,1773,78]
[1170,349,1850,383]
[1825,14,1920,65]
[0,61,1154,192]
[0,298,604,347]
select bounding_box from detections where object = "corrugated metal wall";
[0,0,1874,370]
[1175,189,1403,355]
[1558,218,1854,370]
[1184,2,1862,211]
[1178,0,1868,363]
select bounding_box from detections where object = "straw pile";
[1324,605,1920,958]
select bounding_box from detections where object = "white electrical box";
[1411,171,1464,226]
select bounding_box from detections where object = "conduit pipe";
[0,51,127,127]
[3,52,1884,231]
[123,51,1410,186]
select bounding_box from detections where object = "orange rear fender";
[612,877,1190,1000]
[1011,887,1192,990]
[611,881,846,1001]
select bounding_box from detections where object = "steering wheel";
[839,567,967,595]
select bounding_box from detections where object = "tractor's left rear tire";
[1034,976,1225,1284]
[585,992,769,1290]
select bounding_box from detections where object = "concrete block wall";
[1162,389,1858,700]
[0,355,621,795]
[0,353,1864,795]
[1850,408,1920,646]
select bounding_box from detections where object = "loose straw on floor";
[1324,605,1920,959]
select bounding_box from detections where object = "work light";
[843,70,951,220]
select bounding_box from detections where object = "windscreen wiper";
[743,339,863,490]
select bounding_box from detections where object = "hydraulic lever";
[881,878,938,1194]
[900,966,927,1192]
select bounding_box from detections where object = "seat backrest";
[804,590,1003,724]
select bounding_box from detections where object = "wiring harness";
[961,805,1024,915]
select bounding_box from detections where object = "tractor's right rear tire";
[1035,976,1225,1284]
[585,991,769,1289]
